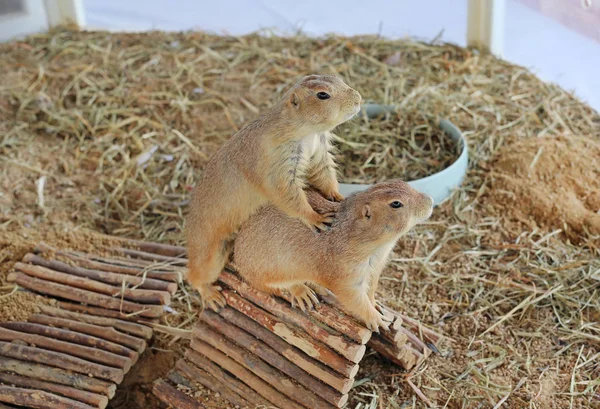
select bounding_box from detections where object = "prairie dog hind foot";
[197,284,226,312]
[289,283,320,311]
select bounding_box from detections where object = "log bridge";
[0,238,445,409]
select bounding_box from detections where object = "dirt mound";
[488,135,600,239]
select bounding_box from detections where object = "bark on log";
[56,302,148,324]
[193,322,335,409]
[0,323,138,362]
[0,372,108,409]
[123,239,186,258]
[180,348,271,408]
[188,341,304,409]
[39,305,153,340]
[0,385,95,409]
[0,327,131,372]
[23,254,177,294]
[114,248,187,266]
[199,310,347,407]
[152,379,202,409]
[14,263,170,305]
[175,361,251,409]
[15,273,164,318]
[0,357,116,397]
[35,243,180,282]
[219,271,365,363]
[0,341,123,383]
[222,290,358,378]
[217,306,353,394]
[27,315,146,353]
[368,333,422,370]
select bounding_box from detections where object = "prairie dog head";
[281,74,362,133]
[337,180,433,242]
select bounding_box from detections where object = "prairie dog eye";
[316,92,331,100]
[390,201,403,209]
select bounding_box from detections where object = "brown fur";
[186,75,362,310]
[232,180,434,332]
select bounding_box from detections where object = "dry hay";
[0,26,599,409]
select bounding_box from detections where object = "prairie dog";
[186,75,362,310]
[232,180,434,332]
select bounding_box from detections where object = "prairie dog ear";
[362,204,371,219]
[289,92,300,109]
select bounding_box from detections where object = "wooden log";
[187,344,298,409]
[152,379,201,409]
[0,385,95,409]
[14,273,164,318]
[0,341,123,383]
[0,327,131,372]
[35,243,180,282]
[0,372,108,409]
[123,239,186,258]
[219,271,366,363]
[114,248,187,266]
[39,305,153,340]
[200,310,347,407]
[23,253,177,294]
[193,322,334,409]
[0,357,116,397]
[56,302,148,324]
[0,323,138,362]
[79,253,184,274]
[27,315,146,353]
[218,306,353,394]
[176,353,269,408]
[368,333,422,370]
[175,361,251,409]
[222,289,359,378]
[14,262,170,305]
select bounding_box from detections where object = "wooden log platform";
[143,242,448,409]
[0,238,180,409]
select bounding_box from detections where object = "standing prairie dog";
[232,180,434,332]
[186,75,362,311]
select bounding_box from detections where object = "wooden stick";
[222,289,358,378]
[199,311,347,407]
[79,253,184,274]
[217,306,353,393]
[27,315,146,353]
[193,322,335,409]
[0,327,131,372]
[177,353,270,408]
[368,333,422,370]
[35,243,180,282]
[0,341,123,383]
[15,273,164,318]
[1,322,138,362]
[14,262,170,305]
[114,248,187,266]
[175,361,251,409]
[0,372,108,409]
[187,344,300,409]
[39,305,153,340]
[152,379,201,409]
[23,253,177,294]
[56,302,149,324]
[176,351,272,407]
[0,385,96,409]
[220,271,365,363]
[393,312,446,345]
[0,357,116,397]
[123,239,186,258]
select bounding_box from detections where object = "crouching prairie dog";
[232,180,434,332]
[186,75,362,310]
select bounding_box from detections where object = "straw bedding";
[0,27,598,408]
